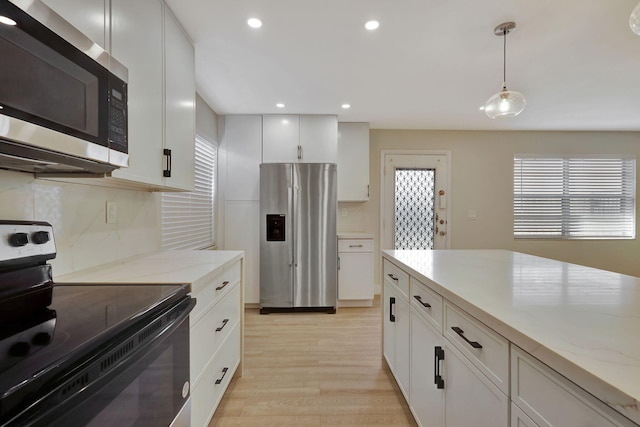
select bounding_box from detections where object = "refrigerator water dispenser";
[266,214,286,241]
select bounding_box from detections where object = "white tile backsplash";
[0,170,160,276]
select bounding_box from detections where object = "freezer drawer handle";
[389,297,396,322]
[215,281,230,291]
[451,326,483,349]
[215,367,229,385]
[434,346,445,389]
[215,319,229,332]
[387,273,399,282]
[413,295,431,308]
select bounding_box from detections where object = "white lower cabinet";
[410,308,444,427]
[511,346,636,427]
[337,236,374,304]
[190,259,243,427]
[443,341,509,426]
[512,402,540,427]
[383,282,410,399]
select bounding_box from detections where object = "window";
[161,135,217,249]
[514,155,635,239]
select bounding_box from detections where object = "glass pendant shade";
[631,2,640,36]
[484,87,526,119]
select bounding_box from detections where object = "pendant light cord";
[503,28,507,90]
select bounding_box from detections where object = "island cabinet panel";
[511,402,540,427]
[511,346,637,427]
[383,281,410,399]
[410,308,444,427]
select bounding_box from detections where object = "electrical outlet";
[106,201,117,224]
[341,208,348,217]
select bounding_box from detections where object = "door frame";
[380,150,452,251]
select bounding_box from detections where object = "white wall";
[337,129,640,290]
[0,170,159,276]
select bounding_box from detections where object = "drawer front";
[383,258,409,297]
[190,284,240,384]
[191,260,241,322]
[338,238,373,253]
[443,302,509,394]
[191,323,241,427]
[409,277,443,331]
[511,346,635,427]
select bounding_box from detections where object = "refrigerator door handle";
[288,185,294,267]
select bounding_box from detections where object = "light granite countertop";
[56,250,244,295]
[338,232,374,239]
[382,249,640,425]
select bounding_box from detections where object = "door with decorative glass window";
[382,153,450,250]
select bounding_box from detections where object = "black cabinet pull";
[387,273,399,281]
[215,318,229,332]
[215,367,229,385]
[413,295,431,308]
[163,148,172,177]
[215,280,230,291]
[434,346,445,389]
[451,326,483,349]
[389,297,396,322]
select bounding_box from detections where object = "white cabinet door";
[395,294,410,398]
[338,253,373,300]
[299,115,337,163]
[262,115,300,163]
[383,282,396,369]
[511,403,540,427]
[410,309,444,427]
[41,0,108,49]
[223,115,262,201]
[163,8,195,191]
[443,341,509,427]
[110,0,164,187]
[337,122,369,201]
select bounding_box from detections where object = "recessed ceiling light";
[0,16,17,26]
[247,18,262,28]
[276,103,285,108]
[365,20,379,30]
[341,104,351,109]
[282,119,289,125]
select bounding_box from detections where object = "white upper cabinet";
[337,122,369,201]
[44,0,195,191]
[262,115,337,163]
[110,0,165,187]
[299,115,337,163]
[163,7,195,191]
[222,115,262,202]
[41,0,108,49]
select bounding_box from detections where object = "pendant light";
[483,22,526,119]
[631,2,640,36]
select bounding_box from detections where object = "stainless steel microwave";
[0,0,128,176]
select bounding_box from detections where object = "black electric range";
[0,221,194,426]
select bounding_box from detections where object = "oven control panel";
[0,221,56,264]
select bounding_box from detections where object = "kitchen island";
[57,249,244,427]
[382,249,640,426]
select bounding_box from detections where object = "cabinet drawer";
[511,346,635,427]
[338,238,373,253]
[191,323,241,427]
[191,261,241,322]
[383,258,409,297]
[409,277,443,331]
[190,284,240,384]
[443,302,509,394]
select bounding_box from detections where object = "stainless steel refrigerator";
[259,163,338,314]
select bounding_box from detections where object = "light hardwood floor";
[209,297,417,426]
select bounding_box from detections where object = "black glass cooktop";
[0,283,189,406]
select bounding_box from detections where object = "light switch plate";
[106,201,118,224]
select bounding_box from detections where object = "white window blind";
[514,156,635,239]
[161,135,217,249]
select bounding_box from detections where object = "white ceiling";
[164,0,640,131]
